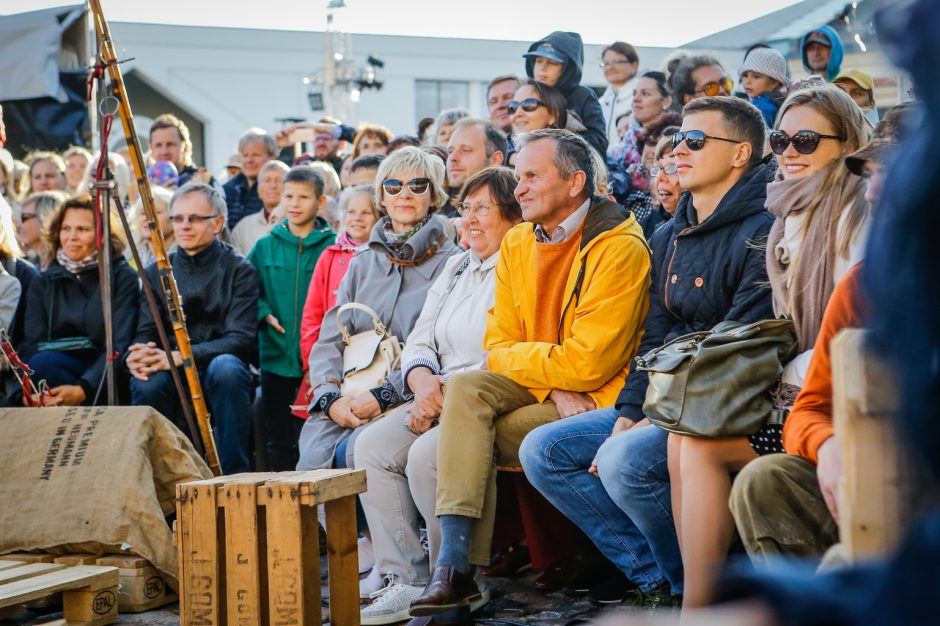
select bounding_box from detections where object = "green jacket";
[248,218,335,376]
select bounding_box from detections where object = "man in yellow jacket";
[409,128,651,618]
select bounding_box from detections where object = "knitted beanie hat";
[738,48,789,88]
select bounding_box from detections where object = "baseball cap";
[523,42,565,64]
[804,30,832,47]
[834,69,875,93]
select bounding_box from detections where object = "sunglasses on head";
[507,98,547,115]
[671,130,742,151]
[768,130,846,155]
[382,177,431,196]
[695,76,734,96]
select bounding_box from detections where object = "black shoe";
[587,570,635,604]
[621,583,677,608]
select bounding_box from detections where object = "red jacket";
[299,232,362,366]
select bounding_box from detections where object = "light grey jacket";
[298,214,458,470]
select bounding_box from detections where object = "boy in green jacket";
[248,166,336,470]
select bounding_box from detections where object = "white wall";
[110,22,744,170]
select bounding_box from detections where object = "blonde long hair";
[775,83,871,256]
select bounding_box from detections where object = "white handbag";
[337,302,403,398]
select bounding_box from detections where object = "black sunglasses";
[768,130,846,155]
[671,130,742,151]
[507,98,547,116]
[382,177,431,196]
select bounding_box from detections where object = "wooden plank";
[0,552,55,564]
[832,329,908,562]
[177,481,225,626]
[54,555,100,566]
[223,480,267,626]
[264,482,321,626]
[324,496,360,626]
[0,563,66,585]
[0,561,27,572]
[95,555,149,570]
[95,558,177,613]
[0,565,117,607]
[261,469,366,507]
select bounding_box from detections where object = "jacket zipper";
[292,237,302,344]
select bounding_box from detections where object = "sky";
[3,0,804,48]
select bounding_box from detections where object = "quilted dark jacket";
[616,162,776,419]
[223,171,263,229]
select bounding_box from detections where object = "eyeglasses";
[456,203,499,217]
[694,76,734,96]
[671,130,743,151]
[382,177,431,196]
[20,213,38,222]
[768,130,846,155]
[599,60,632,68]
[169,213,220,224]
[507,98,547,116]
[647,164,679,177]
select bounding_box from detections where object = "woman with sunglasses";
[18,195,140,406]
[298,146,459,560]
[506,80,568,166]
[667,84,870,609]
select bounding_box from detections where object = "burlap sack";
[0,406,212,589]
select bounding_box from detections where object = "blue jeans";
[519,407,669,592]
[334,434,368,533]
[131,354,253,474]
[28,350,95,389]
[596,422,683,594]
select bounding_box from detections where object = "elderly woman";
[19,195,140,406]
[639,133,683,239]
[431,108,471,147]
[298,146,459,470]
[352,167,522,624]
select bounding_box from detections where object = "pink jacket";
[299,232,362,366]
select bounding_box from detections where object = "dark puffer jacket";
[223,171,263,230]
[134,239,259,368]
[617,163,776,420]
[21,256,140,399]
[525,32,608,157]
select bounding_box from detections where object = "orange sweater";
[532,224,584,344]
[783,263,867,464]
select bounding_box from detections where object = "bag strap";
[336,302,387,344]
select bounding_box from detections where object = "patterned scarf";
[56,248,98,274]
[382,215,432,259]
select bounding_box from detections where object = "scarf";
[56,248,99,275]
[765,164,867,352]
[336,231,363,251]
[382,215,432,260]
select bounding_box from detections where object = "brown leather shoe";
[408,566,482,617]
[482,543,531,577]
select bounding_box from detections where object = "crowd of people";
[0,21,915,626]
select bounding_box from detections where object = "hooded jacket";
[248,218,335,377]
[22,256,140,400]
[800,25,844,81]
[525,32,608,157]
[486,197,650,409]
[616,163,776,419]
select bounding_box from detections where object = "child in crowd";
[524,32,608,157]
[738,47,789,128]
[248,166,336,471]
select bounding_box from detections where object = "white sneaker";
[359,565,384,599]
[360,578,424,625]
[358,536,375,574]
[469,570,490,613]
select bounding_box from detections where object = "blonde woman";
[18,191,66,269]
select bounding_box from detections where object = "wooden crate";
[96,555,178,613]
[176,468,366,626]
[0,560,119,626]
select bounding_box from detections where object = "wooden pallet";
[96,555,177,613]
[0,560,119,626]
[176,468,366,626]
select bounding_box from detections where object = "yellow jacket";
[486,198,651,408]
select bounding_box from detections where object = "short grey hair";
[451,117,509,159]
[170,181,228,223]
[514,129,596,198]
[237,127,277,157]
[260,159,289,178]
[373,146,447,211]
[431,108,471,143]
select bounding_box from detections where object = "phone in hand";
[288,127,318,144]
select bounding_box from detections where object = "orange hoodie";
[783,263,867,464]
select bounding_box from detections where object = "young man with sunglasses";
[409,129,650,618]
[520,96,775,607]
[670,55,734,106]
[127,182,259,474]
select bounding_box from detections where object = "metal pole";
[94,63,117,405]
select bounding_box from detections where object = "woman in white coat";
[599,42,640,152]
[354,167,522,625]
